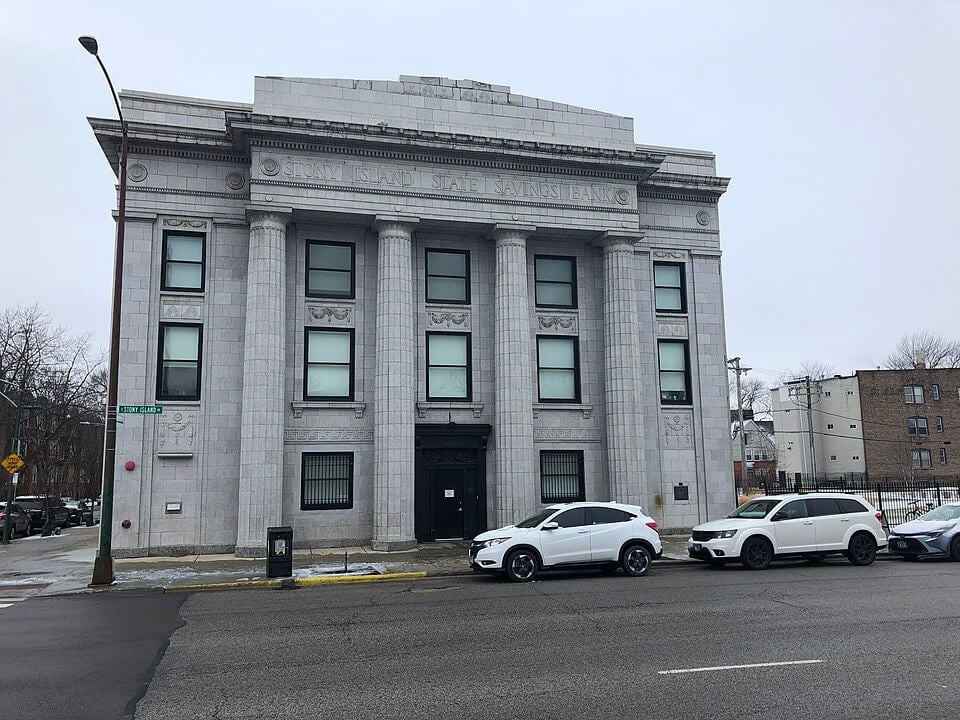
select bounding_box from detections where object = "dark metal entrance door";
[431,469,465,540]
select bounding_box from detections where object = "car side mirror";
[541,522,559,531]
[771,511,787,522]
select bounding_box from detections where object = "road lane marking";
[658,660,824,675]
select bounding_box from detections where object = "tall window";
[301,453,353,510]
[536,336,580,402]
[903,385,924,404]
[658,340,691,405]
[306,241,354,298]
[653,262,686,313]
[940,448,948,465]
[305,329,354,400]
[932,384,940,400]
[157,323,202,400]
[911,449,932,469]
[426,332,471,400]
[161,232,204,292]
[540,450,585,503]
[425,249,469,304]
[534,256,577,309]
[907,417,929,436]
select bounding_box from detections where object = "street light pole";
[79,36,126,586]
[2,371,27,544]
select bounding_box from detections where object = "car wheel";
[620,544,652,577]
[804,554,828,564]
[504,549,538,583]
[846,533,876,566]
[950,537,960,562]
[740,537,773,570]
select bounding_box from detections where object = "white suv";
[469,502,662,582]
[688,493,887,570]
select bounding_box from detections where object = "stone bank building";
[89,75,733,556]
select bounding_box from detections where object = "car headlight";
[480,537,510,548]
[716,529,738,539]
[924,531,945,540]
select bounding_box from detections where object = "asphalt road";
[3,559,959,719]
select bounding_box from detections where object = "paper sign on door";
[444,489,455,498]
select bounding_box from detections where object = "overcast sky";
[2,1,957,389]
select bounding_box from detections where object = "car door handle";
[576,529,589,534]
[802,521,814,525]
[840,518,850,522]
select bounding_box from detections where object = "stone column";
[236,207,291,556]
[372,217,418,551]
[492,224,537,525]
[600,231,646,506]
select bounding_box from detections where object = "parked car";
[888,501,960,561]
[14,497,71,531]
[469,501,662,582]
[688,493,887,570]
[0,503,32,538]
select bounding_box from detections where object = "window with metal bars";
[301,453,353,510]
[540,450,585,503]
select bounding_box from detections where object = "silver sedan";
[888,501,960,561]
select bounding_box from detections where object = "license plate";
[692,543,701,551]
[895,541,907,549]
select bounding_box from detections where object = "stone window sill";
[291,401,365,419]
[533,403,592,419]
[417,401,484,419]
[157,401,201,409]
[157,452,194,459]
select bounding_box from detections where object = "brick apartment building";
[856,368,959,479]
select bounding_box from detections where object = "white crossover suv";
[688,493,887,570]
[469,502,662,582]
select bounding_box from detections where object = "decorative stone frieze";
[663,411,694,449]
[307,304,353,326]
[657,319,688,338]
[537,315,578,333]
[427,311,469,329]
[533,428,604,443]
[163,218,208,229]
[157,410,197,456]
[284,428,375,443]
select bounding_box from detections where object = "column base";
[89,555,115,586]
[370,539,418,552]
[234,545,268,559]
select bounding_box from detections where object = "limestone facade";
[89,75,733,557]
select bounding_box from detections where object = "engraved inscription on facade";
[261,155,635,209]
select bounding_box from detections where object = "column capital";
[490,223,536,248]
[594,229,644,251]
[374,215,419,235]
[245,205,293,226]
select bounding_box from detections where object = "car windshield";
[515,509,559,528]
[727,499,780,519]
[918,505,960,522]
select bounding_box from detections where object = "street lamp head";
[78,36,99,55]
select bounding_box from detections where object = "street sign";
[117,405,163,415]
[1,453,24,474]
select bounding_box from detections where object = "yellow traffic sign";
[1,453,24,474]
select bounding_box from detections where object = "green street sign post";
[117,406,163,415]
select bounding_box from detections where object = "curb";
[165,571,427,593]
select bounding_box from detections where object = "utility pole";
[727,357,751,503]
[804,375,817,480]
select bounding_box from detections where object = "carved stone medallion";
[128,164,148,183]
[157,411,197,454]
[663,412,693,449]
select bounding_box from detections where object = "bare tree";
[779,360,836,384]
[0,305,105,499]
[728,375,770,416]
[883,331,960,370]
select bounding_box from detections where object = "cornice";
[641,171,730,202]
[130,186,247,201]
[638,224,718,235]
[229,112,665,181]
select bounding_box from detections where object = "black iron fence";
[760,473,960,530]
